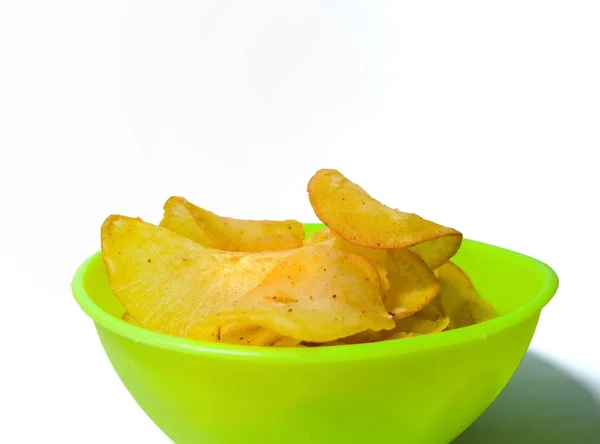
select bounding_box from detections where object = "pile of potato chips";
[101,169,497,347]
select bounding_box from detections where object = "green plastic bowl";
[71,224,558,444]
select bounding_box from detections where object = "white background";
[1,1,599,443]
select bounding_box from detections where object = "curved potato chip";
[304,228,390,291]
[337,329,390,344]
[307,170,462,267]
[188,245,394,343]
[382,314,449,341]
[326,233,439,311]
[408,236,463,270]
[309,235,439,328]
[340,290,450,344]
[272,337,302,347]
[414,297,444,321]
[160,196,305,252]
[384,249,441,318]
[385,332,420,340]
[340,310,447,345]
[435,262,498,329]
[217,324,283,346]
[212,322,300,347]
[394,315,450,334]
[102,215,304,339]
[330,235,390,293]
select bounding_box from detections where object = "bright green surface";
[71,224,558,444]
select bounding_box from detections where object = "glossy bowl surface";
[71,224,558,444]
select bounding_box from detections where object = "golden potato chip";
[307,169,462,267]
[385,332,420,340]
[304,232,440,337]
[319,232,439,313]
[211,322,300,347]
[342,312,448,345]
[272,337,302,347]
[102,215,303,339]
[337,329,390,344]
[160,196,305,252]
[408,236,463,270]
[188,245,394,343]
[384,249,440,318]
[394,315,450,334]
[414,297,444,322]
[329,235,390,293]
[435,262,498,329]
[217,324,282,346]
[121,312,139,326]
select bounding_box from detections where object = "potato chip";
[379,313,449,341]
[210,322,301,347]
[188,245,394,343]
[337,329,390,344]
[394,315,450,334]
[160,196,305,252]
[330,235,391,293]
[272,337,302,347]
[408,236,463,270]
[312,230,440,314]
[385,332,420,340]
[435,262,498,329]
[414,297,444,322]
[217,324,283,346]
[307,169,462,267]
[304,227,390,291]
[303,230,440,333]
[384,249,441,318]
[342,311,448,345]
[102,215,304,339]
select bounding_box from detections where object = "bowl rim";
[71,228,559,363]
